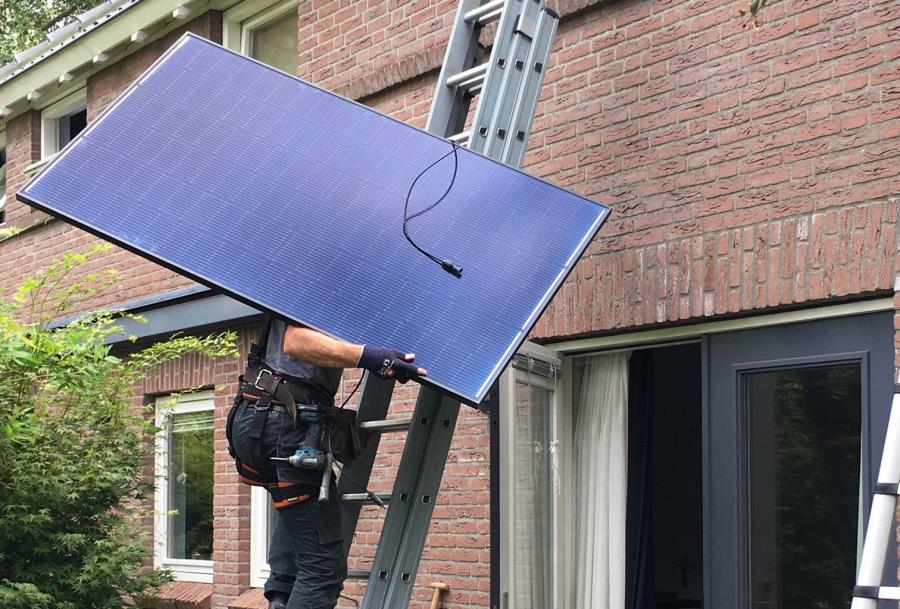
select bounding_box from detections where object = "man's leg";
[278,492,347,609]
[264,510,296,605]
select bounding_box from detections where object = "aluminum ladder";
[851,387,900,608]
[335,1,558,608]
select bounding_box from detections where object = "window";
[224,0,298,75]
[746,364,861,609]
[500,344,563,609]
[224,1,298,583]
[248,7,297,74]
[154,392,215,582]
[41,89,87,158]
[0,130,6,224]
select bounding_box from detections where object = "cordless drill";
[285,404,327,469]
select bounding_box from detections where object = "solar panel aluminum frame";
[17,33,610,406]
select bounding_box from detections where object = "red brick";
[833,49,886,77]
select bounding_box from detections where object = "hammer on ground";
[428,582,449,609]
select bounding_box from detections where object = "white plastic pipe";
[852,392,900,609]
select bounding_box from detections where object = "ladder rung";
[446,63,488,91]
[874,482,900,495]
[854,585,900,600]
[347,568,371,580]
[358,418,412,433]
[342,492,392,505]
[448,131,471,146]
[464,0,505,25]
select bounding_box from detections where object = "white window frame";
[0,129,7,223]
[500,341,567,609]
[250,486,275,587]
[154,391,215,583]
[225,0,298,585]
[40,88,87,159]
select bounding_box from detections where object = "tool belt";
[225,317,367,508]
[233,459,313,510]
[236,363,364,466]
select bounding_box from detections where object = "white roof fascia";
[0,0,193,115]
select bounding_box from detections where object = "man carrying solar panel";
[226,318,426,609]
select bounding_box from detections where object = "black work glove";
[358,345,421,383]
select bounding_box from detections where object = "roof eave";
[0,0,199,120]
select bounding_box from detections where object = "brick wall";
[526,0,899,339]
[3,110,43,229]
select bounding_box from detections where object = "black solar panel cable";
[334,460,387,509]
[339,374,364,408]
[402,141,464,278]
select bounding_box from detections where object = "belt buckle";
[254,368,275,391]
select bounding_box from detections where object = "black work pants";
[228,398,347,609]
[265,500,346,609]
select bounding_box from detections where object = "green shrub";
[0,244,237,608]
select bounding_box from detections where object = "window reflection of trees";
[170,417,214,560]
[749,365,860,609]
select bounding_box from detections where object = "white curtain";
[573,352,630,609]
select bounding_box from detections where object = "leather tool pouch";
[323,406,364,466]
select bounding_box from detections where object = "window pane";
[513,380,553,609]
[250,11,297,74]
[747,364,861,609]
[167,410,214,560]
[58,108,87,149]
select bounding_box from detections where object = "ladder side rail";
[426,0,488,138]
[498,8,558,168]
[469,0,544,159]
[851,390,900,609]
[464,0,529,149]
[466,0,540,156]
[339,375,397,555]
[360,389,458,608]
[381,395,462,607]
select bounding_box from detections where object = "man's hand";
[358,345,427,383]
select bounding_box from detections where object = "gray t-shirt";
[264,319,343,397]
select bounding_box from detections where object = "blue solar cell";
[18,33,609,404]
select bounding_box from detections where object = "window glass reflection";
[747,364,861,609]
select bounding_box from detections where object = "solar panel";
[18,33,609,404]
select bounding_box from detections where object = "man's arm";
[283,325,427,379]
